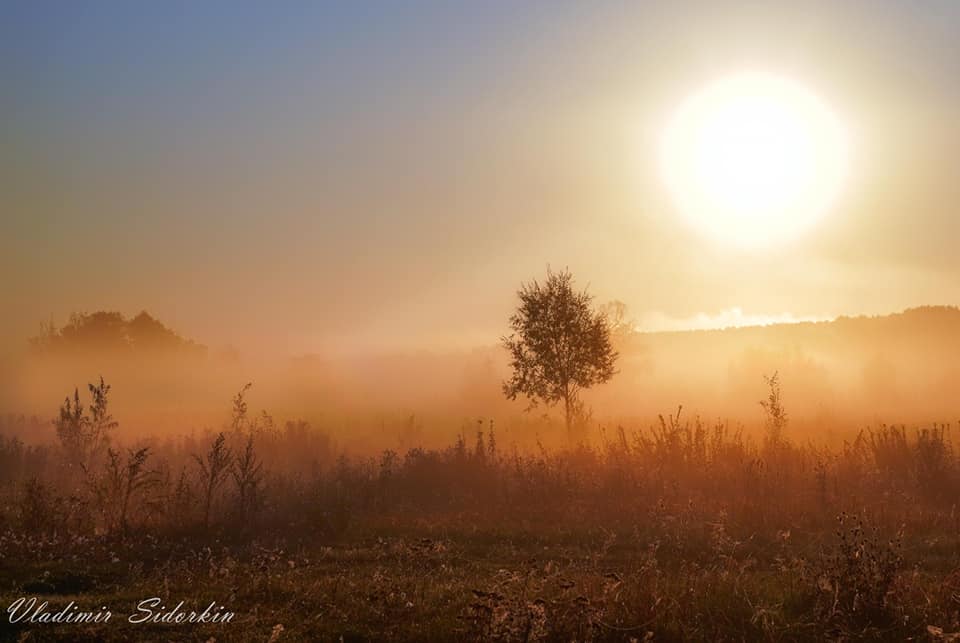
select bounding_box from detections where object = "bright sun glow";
[660,72,850,247]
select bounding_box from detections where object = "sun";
[659,72,850,247]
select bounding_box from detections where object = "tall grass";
[4,379,960,640]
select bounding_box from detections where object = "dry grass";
[3,385,960,641]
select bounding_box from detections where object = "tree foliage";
[501,269,618,435]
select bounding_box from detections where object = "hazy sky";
[3,1,960,354]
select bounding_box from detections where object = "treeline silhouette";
[29,311,206,358]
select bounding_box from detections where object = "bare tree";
[502,269,618,437]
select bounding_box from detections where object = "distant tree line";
[29,311,206,357]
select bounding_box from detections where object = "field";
[7,0,960,640]
[3,380,960,642]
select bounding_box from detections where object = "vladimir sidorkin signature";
[7,596,235,625]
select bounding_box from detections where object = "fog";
[2,307,958,454]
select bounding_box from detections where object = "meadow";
[2,376,960,642]
[8,2,960,639]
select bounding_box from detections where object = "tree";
[30,311,206,357]
[502,269,618,436]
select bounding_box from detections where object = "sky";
[3,0,960,354]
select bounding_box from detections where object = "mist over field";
[6,1,960,640]
[4,306,959,451]
[7,305,960,640]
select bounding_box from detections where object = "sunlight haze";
[3,1,960,354]
[5,5,960,639]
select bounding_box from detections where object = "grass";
[1,519,957,641]
[4,383,960,640]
